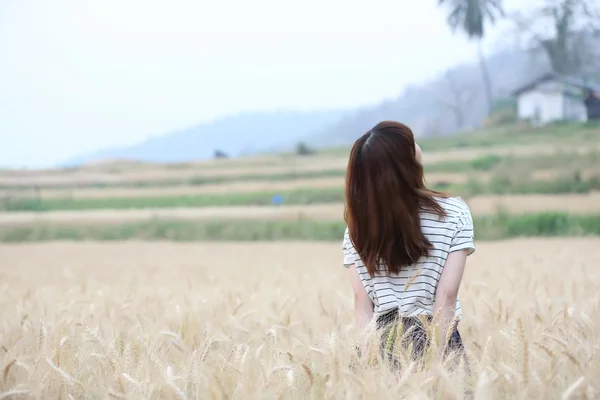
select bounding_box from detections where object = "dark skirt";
[375,308,470,372]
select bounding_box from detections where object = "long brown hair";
[344,121,448,277]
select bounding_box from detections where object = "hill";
[63,46,552,166]
[62,110,347,166]
[304,48,549,148]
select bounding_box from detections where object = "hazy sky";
[0,0,527,168]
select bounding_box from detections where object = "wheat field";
[1,239,599,399]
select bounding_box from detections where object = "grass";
[419,122,599,151]
[425,150,600,176]
[463,173,600,197]
[2,212,600,242]
[426,151,600,174]
[2,239,599,397]
[3,173,600,211]
[322,121,600,156]
[0,188,347,212]
[3,147,598,194]
[0,168,349,191]
[425,154,504,174]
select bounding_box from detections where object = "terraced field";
[0,123,599,241]
[1,192,599,228]
[1,140,599,188]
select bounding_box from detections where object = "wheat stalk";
[1,240,599,398]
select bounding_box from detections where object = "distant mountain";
[304,47,550,148]
[62,109,347,166]
[64,46,556,166]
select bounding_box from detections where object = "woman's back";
[342,195,475,320]
[343,121,475,367]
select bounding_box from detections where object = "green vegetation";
[426,154,504,173]
[0,168,348,191]
[295,141,316,156]
[425,151,600,187]
[323,122,600,156]
[2,212,599,242]
[424,150,599,175]
[419,122,599,151]
[463,173,600,197]
[486,98,518,126]
[438,0,503,117]
[3,172,600,212]
[2,146,599,193]
[0,188,345,212]
[2,124,597,192]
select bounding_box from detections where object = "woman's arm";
[347,264,373,353]
[433,248,468,357]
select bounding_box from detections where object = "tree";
[438,0,506,116]
[436,69,478,130]
[213,149,229,159]
[295,141,315,156]
[512,0,600,79]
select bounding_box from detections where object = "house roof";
[512,72,600,97]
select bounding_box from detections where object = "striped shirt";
[342,196,475,320]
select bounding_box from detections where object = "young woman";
[342,121,475,368]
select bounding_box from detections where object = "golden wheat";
[0,239,599,398]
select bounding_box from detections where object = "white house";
[513,73,600,126]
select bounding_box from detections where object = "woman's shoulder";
[433,195,472,219]
[342,226,350,246]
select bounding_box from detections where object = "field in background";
[0,122,599,240]
[2,122,600,398]
[1,240,599,398]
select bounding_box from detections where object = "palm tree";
[438,0,505,116]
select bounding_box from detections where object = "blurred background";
[0,0,599,240]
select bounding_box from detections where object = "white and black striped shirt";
[342,196,475,320]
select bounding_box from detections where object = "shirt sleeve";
[449,209,475,256]
[342,227,356,267]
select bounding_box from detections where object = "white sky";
[0,0,528,168]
